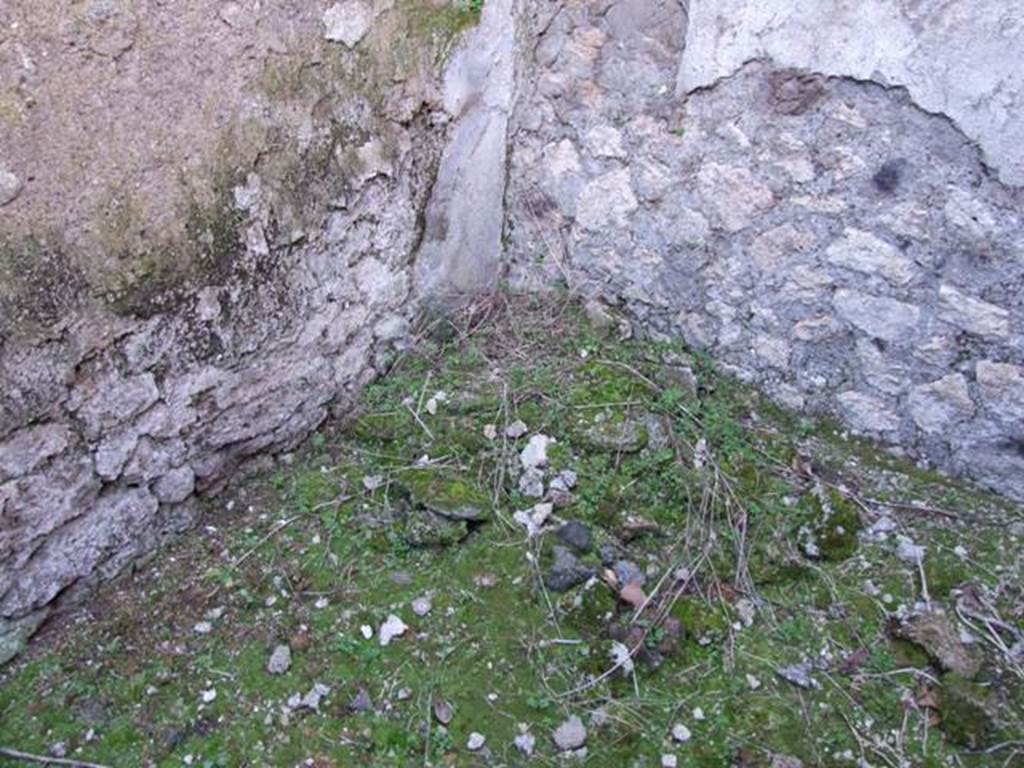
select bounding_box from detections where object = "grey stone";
[937,285,1010,341]
[322,1,372,47]
[0,169,23,206]
[553,715,587,751]
[518,468,545,498]
[545,546,595,593]
[267,644,292,675]
[414,0,517,298]
[836,391,900,433]
[976,361,1024,423]
[0,424,70,481]
[584,125,627,159]
[696,163,773,232]
[556,520,593,553]
[514,732,536,756]
[833,290,920,342]
[613,560,645,587]
[576,169,639,231]
[0,608,50,665]
[907,374,974,434]
[896,610,983,678]
[825,228,914,286]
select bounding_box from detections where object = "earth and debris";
[0,297,1021,766]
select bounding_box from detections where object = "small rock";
[505,420,529,439]
[613,559,645,587]
[193,621,213,635]
[360,624,374,640]
[425,391,448,415]
[379,614,408,647]
[671,723,692,743]
[896,536,926,564]
[545,546,595,592]
[518,468,545,498]
[50,742,67,758]
[553,715,587,751]
[514,731,536,756]
[362,474,385,491]
[396,687,412,701]
[266,644,292,675]
[467,732,486,751]
[295,683,330,711]
[896,610,983,678]
[776,662,821,690]
[550,470,578,492]
[0,169,22,207]
[662,755,678,768]
[746,674,761,690]
[520,435,555,469]
[201,689,217,703]
[483,424,498,440]
[322,0,373,47]
[350,688,372,713]
[433,699,454,725]
[692,707,704,720]
[412,596,432,617]
[556,520,593,553]
[474,573,498,588]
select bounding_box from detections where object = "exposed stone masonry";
[505,0,1024,501]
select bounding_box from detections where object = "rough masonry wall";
[505,0,1024,501]
[0,0,486,658]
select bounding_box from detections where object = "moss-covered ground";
[1,297,1022,767]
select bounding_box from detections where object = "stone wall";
[0,0,492,658]
[3,0,1024,660]
[504,0,1024,501]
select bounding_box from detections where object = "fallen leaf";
[619,582,647,609]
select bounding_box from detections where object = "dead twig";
[0,747,112,768]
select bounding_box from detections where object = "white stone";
[836,391,901,433]
[0,169,22,206]
[825,228,914,286]
[907,374,974,434]
[662,756,679,768]
[896,536,926,564]
[520,434,555,469]
[412,596,432,617]
[379,614,408,646]
[576,169,639,231]
[514,732,536,756]
[194,621,213,635]
[672,723,692,742]
[266,644,292,675]
[976,361,1024,422]
[543,139,582,180]
[553,715,587,750]
[360,624,374,640]
[467,732,486,751]
[201,689,217,703]
[584,125,627,158]
[937,285,1009,340]
[505,419,529,439]
[322,1,373,47]
[696,163,773,233]
[833,290,920,342]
